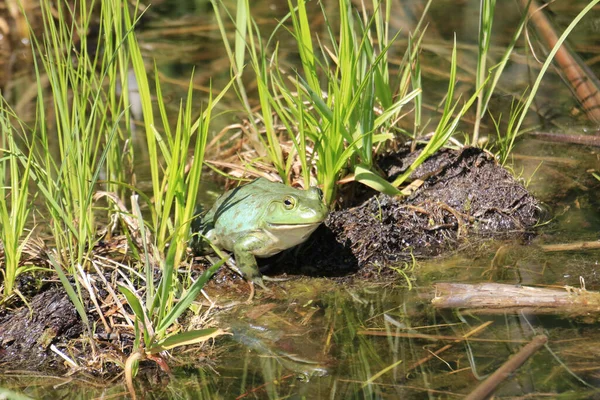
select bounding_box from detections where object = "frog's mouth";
[267,221,322,239]
[268,221,321,229]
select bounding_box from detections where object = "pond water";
[2,0,600,398]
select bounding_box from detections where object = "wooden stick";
[465,335,548,400]
[540,240,600,252]
[511,151,580,165]
[528,131,600,147]
[432,283,600,318]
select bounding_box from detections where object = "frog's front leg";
[233,233,269,291]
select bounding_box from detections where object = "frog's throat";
[253,222,322,258]
[266,222,322,242]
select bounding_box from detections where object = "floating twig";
[433,283,600,319]
[540,240,600,252]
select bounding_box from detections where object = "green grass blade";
[288,0,320,94]
[355,164,401,196]
[155,257,227,337]
[47,253,89,328]
[149,328,226,353]
[122,5,161,227]
[119,285,151,347]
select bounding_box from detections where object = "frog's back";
[210,179,274,234]
[192,179,272,253]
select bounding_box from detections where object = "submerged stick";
[465,335,548,400]
[528,131,600,147]
[432,283,600,318]
[540,240,600,252]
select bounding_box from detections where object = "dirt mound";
[0,286,84,371]
[268,147,541,278]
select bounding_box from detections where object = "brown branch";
[465,335,548,400]
[540,240,600,252]
[432,283,600,319]
[528,131,600,147]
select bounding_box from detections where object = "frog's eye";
[283,196,296,210]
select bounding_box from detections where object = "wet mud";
[0,286,84,370]
[268,147,541,279]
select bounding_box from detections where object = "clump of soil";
[0,286,84,370]
[268,147,540,278]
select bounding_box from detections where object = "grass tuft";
[0,101,37,299]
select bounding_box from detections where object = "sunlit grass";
[213,0,485,203]
[471,0,496,146]
[0,102,37,299]
[506,0,600,155]
[102,0,136,198]
[285,0,423,200]
[0,0,233,388]
[24,0,129,325]
[471,0,529,153]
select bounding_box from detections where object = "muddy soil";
[266,147,540,279]
[0,285,84,370]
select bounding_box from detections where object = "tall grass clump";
[214,0,484,203]
[0,101,37,299]
[24,0,132,324]
[10,0,233,384]
[284,0,421,200]
[31,0,118,262]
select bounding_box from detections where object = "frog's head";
[263,186,328,240]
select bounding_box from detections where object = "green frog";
[192,178,328,289]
